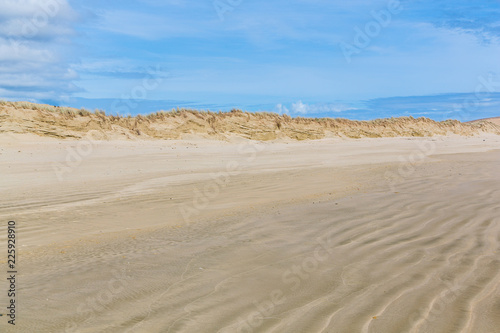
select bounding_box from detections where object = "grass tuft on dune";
[1,100,499,140]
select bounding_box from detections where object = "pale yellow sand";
[0,134,499,332]
[470,117,500,127]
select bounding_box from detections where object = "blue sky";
[1,0,500,120]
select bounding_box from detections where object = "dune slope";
[1,101,500,140]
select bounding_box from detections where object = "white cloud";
[0,0,77,38]
[290,100,357,114]
[274,103,290,114]
[292,101,308,114]
[0,0,79,101]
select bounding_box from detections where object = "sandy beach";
[0,133,499,332]
[2,0,500,330]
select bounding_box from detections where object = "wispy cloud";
[95,10,202,40]
[0,0,80,100]
[402,0,500,43]
[288,101,358,115]
[359,92,500,121]
[1,0,500,117]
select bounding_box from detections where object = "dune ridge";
[1,101,499,140]
[469,117,500,126]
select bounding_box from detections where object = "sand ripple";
[2,145,500,333]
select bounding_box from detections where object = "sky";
[1,0,500,120]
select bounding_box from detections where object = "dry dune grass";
[1,100,499,140]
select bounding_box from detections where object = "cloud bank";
[0,0,79,101]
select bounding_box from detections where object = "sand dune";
[1,132,499,332]
[469,117,500,127]
[1,101,500,141]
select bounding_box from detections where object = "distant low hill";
[468,117,500,127]
[1,101,499,140]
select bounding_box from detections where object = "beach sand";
[0,134,499,332]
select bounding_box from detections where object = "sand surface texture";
[0,134,499,332]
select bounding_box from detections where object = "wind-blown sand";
[1,131,499,332]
